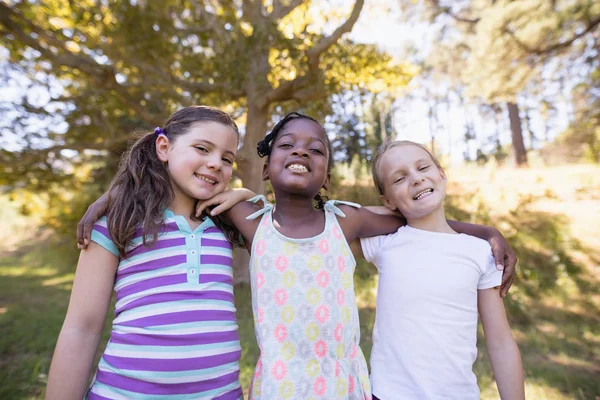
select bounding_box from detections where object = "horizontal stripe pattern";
[87,215,241,399]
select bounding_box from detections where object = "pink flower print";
[314,340,328,358]
[276,255,289,272]
[318,238,329,254]
[271,360,288,381]
[334,323,343,342]
[316,270,330,288]
[335,360,341,377]
[256,272,266,289]
[315,304,330,324]
[275,289,288,306]
[257,307,265,323]
[337,289,345,305]
[350,343,357,359]
[274,324,288,343]
[333,224,342,239]
[255,239,267,256]
[314,376,327,396]
[349,375,356,394]
[337,256,346,272]
[255,359,263,377]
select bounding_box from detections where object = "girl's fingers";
[500,252,518,297]
[493,247,506,271]
[196,199,216,216]
[209,204,227,216]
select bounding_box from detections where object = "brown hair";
[371,140,443,195]
[107,106,240,258]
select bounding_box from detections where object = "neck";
[168,193,197,223]
[272,191,321,221]
[406,206,455,234]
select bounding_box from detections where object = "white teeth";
[195,174,215,184]
[287,164,308,172]
[414,189,433,200]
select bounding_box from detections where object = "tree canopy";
[0,0,413,193]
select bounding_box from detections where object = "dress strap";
[323,199,361,218]
[245,195,274,220]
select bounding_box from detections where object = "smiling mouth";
[413,188,433,200]
[287,164,309,173]
[194,173,217,185]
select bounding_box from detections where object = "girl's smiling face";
[157,121,238,208]
[378,144,447,219]
[262,118,331,197]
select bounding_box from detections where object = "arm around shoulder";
[46,243,118,400]
[478,288,525,400]
[337,205,404,244]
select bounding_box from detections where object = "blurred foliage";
[0,0,414,200]
[397,0,600,166]
[541,71,600,164]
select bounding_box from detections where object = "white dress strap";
[323,199,361,218]
[245,195,274,220]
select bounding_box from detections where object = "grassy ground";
[1,164,599,399]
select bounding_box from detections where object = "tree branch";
[427,0,480,24]
[265,0,364,103]
[271,0,304,21]
[503,15,600,56]
[242,0,263,24]
[306,0,364,69]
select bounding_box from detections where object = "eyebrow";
[197,139,236,158]
[278,132,326,145]
[388,159,431,176]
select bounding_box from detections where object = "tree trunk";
[506,102,528,167]
[232,100,270,284]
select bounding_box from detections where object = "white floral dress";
[246,196,371,400]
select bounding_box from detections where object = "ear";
[321,172,331,191]
[439,167,447,181]
[380,194,398,212]
[261,163,270,182]
[155,135,170,162]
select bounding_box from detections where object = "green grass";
[2,248,597,399]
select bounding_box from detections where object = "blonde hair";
[371,140,443,195]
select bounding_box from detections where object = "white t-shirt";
[361,225,502,400]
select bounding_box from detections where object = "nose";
[292,148,309,158]
[206,154,223,171]
[411,175,425,186]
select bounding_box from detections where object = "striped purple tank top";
[87,210,242,399]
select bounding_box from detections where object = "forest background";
[1,0,599,398]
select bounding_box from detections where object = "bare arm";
[449,221,517,297]
[77,191,110,249]
[338,205,405,244]
[479,288,525,400]
[195,190,264,251]
[46,243,118,400]
[195,188,256,217]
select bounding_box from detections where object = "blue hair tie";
[154,127,166,136]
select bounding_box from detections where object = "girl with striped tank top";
[197,112,516,399]
[46,106,255,399]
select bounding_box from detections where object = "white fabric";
[361,226,502,400]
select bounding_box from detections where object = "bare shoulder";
[224,200,266,248]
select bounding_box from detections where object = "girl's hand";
[77,191,109,250]
[487,229,518,297]
[196,188,256,217]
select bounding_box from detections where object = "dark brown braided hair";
[256,112,333,209]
